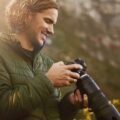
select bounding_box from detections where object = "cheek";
[36,24,46,36]
[38,21,48,30]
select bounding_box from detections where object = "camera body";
[72,58,120,120]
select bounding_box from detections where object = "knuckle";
[65,70,70,76]
[66,76,70,80]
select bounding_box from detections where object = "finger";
[74,89,82,103]
[65,76,77,83]
[55,80,71,87]
[59,80,71,86]
[63,81,71,86]
[65,70,80,79]
[74,93,79,102]
[83,94,88,108]
[65,64,83,70]
[62,76,77,83]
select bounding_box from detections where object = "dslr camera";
[71,58,120,120]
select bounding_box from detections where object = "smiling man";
[0,0,85,120]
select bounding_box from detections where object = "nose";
[47,25,54,35]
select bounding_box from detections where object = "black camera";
[72,58,120,120]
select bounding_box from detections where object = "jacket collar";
[0,32,41,60]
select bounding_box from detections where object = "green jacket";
[0,33,78,120]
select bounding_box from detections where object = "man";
[0,0,85,120]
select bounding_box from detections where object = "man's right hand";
[45,61,83,87]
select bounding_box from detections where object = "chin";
[33,40,45,51]
[37,38,44,45]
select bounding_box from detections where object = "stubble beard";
[26,28,46,52]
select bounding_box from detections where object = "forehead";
[35,8,58,23]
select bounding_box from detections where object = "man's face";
[25,8,58,50]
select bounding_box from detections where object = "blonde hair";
[6,0,58,33]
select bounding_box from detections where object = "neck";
[15,33,34,51]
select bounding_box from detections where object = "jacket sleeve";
[59,91,80,120]
[0,58,55,120]
[43,55,81,120]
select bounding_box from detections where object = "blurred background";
[0,0,120,99]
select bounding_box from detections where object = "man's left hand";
[68,89,88,108]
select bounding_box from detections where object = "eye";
[44,18,53,24]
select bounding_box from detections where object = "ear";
[24,12,34,26]
[27,12,33,21]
